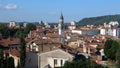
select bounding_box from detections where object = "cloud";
[5,4,18,10]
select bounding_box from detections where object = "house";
[9,21,16,27]
[7,49,20,67]
[38,49,74,68]
[0,38,31,68]
[72,28,100,35]
[67,40,85,48]
[100,28,120,37]
[0,38,20,49]
[68,21,76,30]
[27,38,61,53]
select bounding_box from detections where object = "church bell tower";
[59,13,64,43]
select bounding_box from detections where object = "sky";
[0,0,120,23]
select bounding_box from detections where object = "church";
[58,13,65,43]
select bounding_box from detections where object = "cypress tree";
[0,49,4,68]
[6,57,15,68]
[20,33,26,68]
[17,59,20,68]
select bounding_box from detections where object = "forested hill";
[78,14,120,26]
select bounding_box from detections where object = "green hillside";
[78,14,120,26]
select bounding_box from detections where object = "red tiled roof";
[31,29,44,33]
[31,38,61,45]
[5,47,30,57]
[0,38,20,47]
[46,33,59,38]
[8,49,20,57]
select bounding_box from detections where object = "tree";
[15,29,22,38]
[0,23,6,32]
[116,44,120,68]
[0,23,9,38]
[109,40,119,60]
[78,14,120,26]
[58,60,107,68]
[104,39,114,60]
[17,59,20,68]
[24,23,36,34]
[73,52,87,61]
[57,51,107,68]
[9,28,20,37]
[6,57,15,68]
[20,33,26,68]
[0,49,4,68]
[0,49,15,68]
[104,39,120,60]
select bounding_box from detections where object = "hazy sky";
[0,0,120,22]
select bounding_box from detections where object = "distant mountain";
[78,14,120,27]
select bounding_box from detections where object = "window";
[61,60,63,66]
[54,59,57,67]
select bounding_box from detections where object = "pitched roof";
[0,38,20,47]
[39,49,73,58]
[5,47,30,57]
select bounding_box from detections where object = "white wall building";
[23,23,27,27]
[100,28,120,37]
[9,54,19,68]
[72,29,100,35]
[71,29,82,34]
[109,21,119,28]
[29,42,39,52]
[72,27,120,37]
[68,21,76,30]
[38,49,74,68]
[9,21,16,27]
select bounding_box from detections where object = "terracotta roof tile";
[46,33,59,38]
[0,38,20,47]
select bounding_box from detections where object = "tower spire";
[59,13,64,43]
[60,12,64,20]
